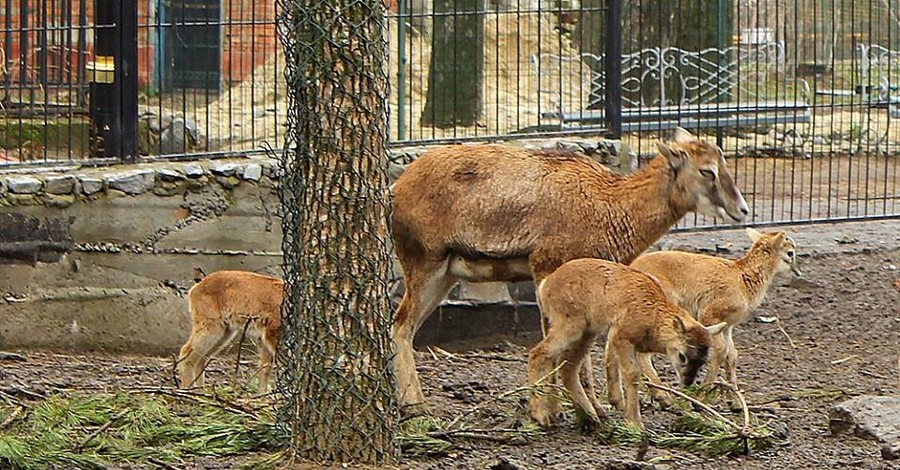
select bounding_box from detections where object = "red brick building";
[0,0,277,94]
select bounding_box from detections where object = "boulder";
[830,395,900,445]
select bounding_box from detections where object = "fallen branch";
[645,382,744,435]
[446,361,567,431]
[427,429,530,443]
[431,346,464,362]
[76,410,129,452]
[0,386,46,402]
[426,347,439,361]
[0,351,27,362]
[130,386,260,420]
[464,353,526,363]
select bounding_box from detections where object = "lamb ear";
[657,142,686,171]
[705,322,728,336]
[672,315,687,333]
[674,127,695,144]
[745,227,763,242]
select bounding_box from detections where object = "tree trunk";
[277,0,397,464]
[421,0,484,128]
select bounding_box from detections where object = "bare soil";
[2,221,900,469]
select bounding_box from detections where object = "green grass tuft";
[655,409,776,456]
[0,390,285,469]
[593,419,645,445]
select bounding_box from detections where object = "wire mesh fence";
[275,0,398,464]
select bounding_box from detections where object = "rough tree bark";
[277,0,397,464]
[421,0,485,128]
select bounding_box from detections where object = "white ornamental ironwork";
[533,42,786,114]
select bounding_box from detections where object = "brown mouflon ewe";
[630,228,801,404]
[389,127,748,410]
[177,270,283,394]
[528,258,727,429]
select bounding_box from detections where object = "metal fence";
[0,0,281,163]
[0,0,898,226]
[389,0,900,227]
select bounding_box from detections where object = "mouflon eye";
[699,169,717,180]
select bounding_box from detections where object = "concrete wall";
[0,158,283,354]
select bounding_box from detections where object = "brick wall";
[221,0,279,85]
[1,1,277,93]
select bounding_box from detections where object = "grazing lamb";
[177,270,283,394]
[528,258,727,429]
[630,228,801,404]
[390,127,749,409]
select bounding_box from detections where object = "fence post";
[88,0,138,161]
[605,0,623,139]
[88,0,119,159]
[119,0,139,163]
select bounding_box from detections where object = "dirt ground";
[3,220,900,469]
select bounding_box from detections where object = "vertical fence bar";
[604,0,623,138]
[19,0,29,107]
[77,0,87,93]
[3,1,11,95]
[397,0,408,141]
[119,0,138,162]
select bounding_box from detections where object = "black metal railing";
[0,0,897,227]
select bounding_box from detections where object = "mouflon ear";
[705,322,728,336]
[657,142,687,171]
[745,227,763,242]
[672,315,687,333]
[673,126,695,144]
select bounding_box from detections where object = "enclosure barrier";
[0,0,898,228]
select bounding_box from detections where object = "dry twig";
[774,318,797,352]
[830,355,859,365]
[860,369,888,380]
[148,457,184,470]
[0,386,45,402]
[0,404,24,429]
[465,352,526,363]
[426,430,527,443]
